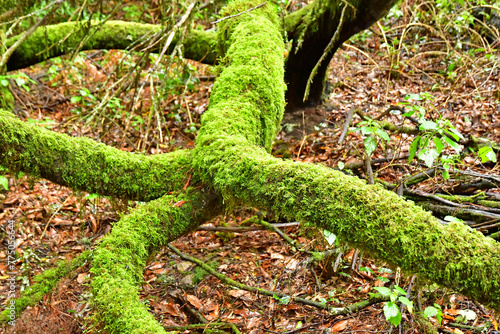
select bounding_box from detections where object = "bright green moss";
[0,251,91,324]
[0,108,192,201]
[90,189,222,333]
[6,21,162,70]
[6,20,218,70]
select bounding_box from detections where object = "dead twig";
[212,2,267,24]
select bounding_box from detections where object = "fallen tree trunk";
[5,20,217,71]
[191,0,500,311]
[1,0,500,332]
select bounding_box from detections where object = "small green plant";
[70,88,97,106]
[372,285,413,327]
[0,73,34,92]
[0,165,9,191]
[353,118,391,157]
[398,93,465,179]
[273,294,291,305]
[478,146,497,163]
[424,304,443,325]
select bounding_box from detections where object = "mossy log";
[90,189,222,333]
[5,20,217,71]
[1,1,500,332]
[0,108,192,201]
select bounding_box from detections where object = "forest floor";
[1,1,500,333]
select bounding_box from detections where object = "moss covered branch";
[5,20,217,71]
[90,188,222,333]
[0,108,191,201]
[192,0,500,311]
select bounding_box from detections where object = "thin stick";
[212,2,267,24]
[40,196,71,240]
[198,222,300,232]
[303,2,348,101]
[168,243,329,310]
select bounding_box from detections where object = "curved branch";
[90,189,222,333]
[0,109,192,201]
[5,20,217,71]
[193,1,500,312]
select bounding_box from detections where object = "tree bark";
[5,20,217,71]
[284,0,399,111]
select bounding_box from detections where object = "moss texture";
[192,0,500,311]
[6,20,217,71]
[0,251,91,324]
[0,108,192,201]
[90,189,222,333]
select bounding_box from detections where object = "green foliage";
[396,93,465,179]
[0,175,8,190]
[0,73,34,92]
[353,118,391,156]
[373,285,413,327]
[424,304,443,325]
[478,146,497,163]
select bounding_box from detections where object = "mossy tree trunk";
[284,0,399,111]
[2,0,500,332]
[4,0,399,113]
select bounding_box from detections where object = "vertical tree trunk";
[284,0,399,112]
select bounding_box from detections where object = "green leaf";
[373,287,391,296]
[85,193,99,200]
[444,216,465,223]
[384,302,400,318]
[394,286,406,296]
[402,109,415,117]
[442,169,450,180]
[398,296,413,313]
[442,136,461,153]
[337,161,345,170]
[419,120,438,131]
[418,148,439,167]
[71,96,82,103]
[433,137,444,154]
[364,136,377,156]
[424,306,438,318]
[360,126,373,136]
[408,136,420,163]
[443,129,459,141]
[478,146,497,163]
[15,78,26,87]
[384,302,402,326]
[375,128,391,142]
[448,127,465,141]
[1,79,9,87]
[323,230,336,246]
[388,312,402,326]
[0,175,9,191]
[405,93,422,100]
